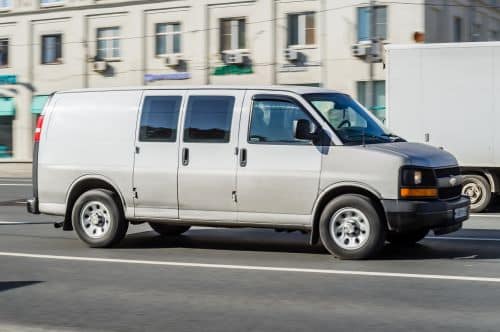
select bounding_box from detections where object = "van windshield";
[303,93,402,145]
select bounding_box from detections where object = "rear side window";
[139,96,182,142]
[183,96,235,143]
[249,99,315,144]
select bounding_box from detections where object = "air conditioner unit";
[93,61,108,72]
[165,54,183,67]
[223,51,246,65]
[352,43,368,57]
[284,48,299,62]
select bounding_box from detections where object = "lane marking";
[427,236,500,242]
[0,251,499,283]
[0,184,32,186]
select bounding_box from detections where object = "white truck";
[386,42,500,212]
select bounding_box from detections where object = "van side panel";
[38,90,143,216]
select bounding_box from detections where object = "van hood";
[366,142,458,168]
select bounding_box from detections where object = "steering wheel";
[337,119,351,129]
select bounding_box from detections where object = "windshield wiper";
[381,133,406,142]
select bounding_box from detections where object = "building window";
[155,23,181,56]
[220,18,246,52]
[357,6,387,41]
[40,0,63,6]
[357,81,386,122]
[0,0,12,9]
[97,27,120,60]
[0,39,8,66]
[41,34,62,64]
[287,12,316,46]
[453,17,463,42]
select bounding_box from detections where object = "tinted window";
[184,96,235,143]
[249,100,315,144]
[139,96,182,142]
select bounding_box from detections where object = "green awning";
[0,97,15,116]
[31,95,49,114]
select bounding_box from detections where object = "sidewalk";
[0,163,32,178]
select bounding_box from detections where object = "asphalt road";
[1,178,500,331]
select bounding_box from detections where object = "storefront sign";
[0,75,16,85]
[212,65,253,76]
[145,73,191,82]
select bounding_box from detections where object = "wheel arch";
[63,175,127,230]
[309,183,386,245]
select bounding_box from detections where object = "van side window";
[183,96,235,143]
[249,100,315,144]
[139,96,182,142]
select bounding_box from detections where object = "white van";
[27,86,469,259]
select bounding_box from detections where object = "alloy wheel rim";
[330,207,370,250]
[80,201,111,239]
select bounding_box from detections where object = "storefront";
[0,95,15,158]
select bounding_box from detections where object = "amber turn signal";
[400,188,438,199]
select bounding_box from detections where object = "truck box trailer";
[386,42,500,212]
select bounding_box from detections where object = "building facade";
[0,0,499,161]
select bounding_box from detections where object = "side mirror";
[294,119,317,141]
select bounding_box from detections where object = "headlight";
[400,167,437,199]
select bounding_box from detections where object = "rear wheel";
[386,228,429,246]
[462,175,491,213]
[149,223,191,236]
[319,194,385,260]
[72,189,128,248]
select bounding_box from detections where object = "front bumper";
[382,196,470,235]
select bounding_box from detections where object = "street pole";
[368,0,376,113]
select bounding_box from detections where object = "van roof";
[56,85,339,95]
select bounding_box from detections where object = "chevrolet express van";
[27,86,469,259]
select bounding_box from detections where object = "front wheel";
[319,194,385,260]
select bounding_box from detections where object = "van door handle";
[182,148,189,166]
[240,148,247,167]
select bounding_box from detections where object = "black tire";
[462,175,491,213]
[72,189,128,248]
[319,194,385,260]
[149,223,191,236]
[386,228,429,246]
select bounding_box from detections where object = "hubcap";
[330,207,370,250]
[462,182,482,206]
[80,201,111,239]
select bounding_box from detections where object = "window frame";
[183,95,236,144]
[219,17,246,52]
[138,95,183,143]
[96,27,121,60]
[247,95,319,146]
[0,38,8,67]
[287,12,317,47]
[41,34,63,65]
[155,22,182,56]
